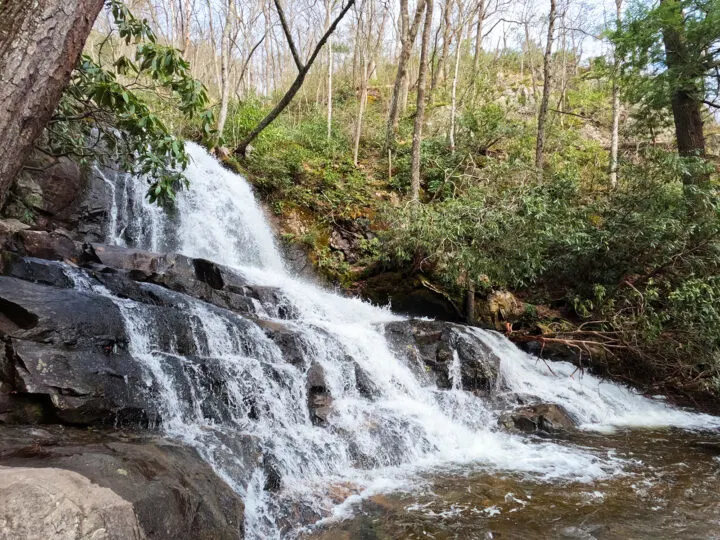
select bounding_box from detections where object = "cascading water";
[84,143,719,538]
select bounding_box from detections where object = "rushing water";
[83,143,720,538]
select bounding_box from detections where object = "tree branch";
[274,0,305,71]
[234,0,356,156]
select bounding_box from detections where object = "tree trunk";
[449,9,464,154]
[353,59,368,166]
[410,0,433,202]
[609,0,622,188]
[660,0,706,172]
[429,0,453,103]
[464,279,475,324]
[215,0,233,146]
[534,0,557,171]
[386,0,427,150]
[234,0,355,156]
[0,0,104,208]
[325,0,333,140]
[472,0,484,74]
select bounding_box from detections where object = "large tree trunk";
[0,0,104,208]
[660,0,705,173]
[410,0,433,202]
[534,0,556,171]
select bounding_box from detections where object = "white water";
[89,143,719,537]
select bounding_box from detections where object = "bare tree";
[428,0,454,102]
[410,0,434,201]
[0,0,104,206]
[234,0,356,156]
[535,0,557,171]
[215,0,241,146]
[385,0,428,150]
[609,0,622,188]
[449,0,467,154]
[325,0,336,139]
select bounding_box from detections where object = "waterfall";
[89,143,719,538]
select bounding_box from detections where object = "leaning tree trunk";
[0,0,104,208]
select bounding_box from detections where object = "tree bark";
[410,0,434,201]
[215,0,234,146]
[385,0,427,150]
[609,0,622,188]
[325,0,334,140]
[660,0,706,173]
[429,0,454,103]
[472,0,485,74]
[449,1,465,154]
[534,0,556,171]
[0,0,104,208]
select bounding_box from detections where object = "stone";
[0,425,244,539]
[385,319,500,395]
[12,229,83,261]
[0,465,145,540]
[306,363,332,426]
[360,272,463,322]
[0,219,30,248]
[476,290,526,331]
[0,276,151,426]
[35,158,86,215]
[498,403,576,435]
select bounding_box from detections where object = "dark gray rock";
[306,363,332,426]
[0,425,244,539]
[498,403,576,435]
[0,276,151,426]
[385,319,500,395]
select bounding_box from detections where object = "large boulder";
[0,425,244,539]
[0,465,145,540]
[0,276,151,426]
[384,319,500,394]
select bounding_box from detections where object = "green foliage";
[611,0,720,135]
[42,0,213,204]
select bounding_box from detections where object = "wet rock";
[306,363,332,426]
[0,276,151,426]
[88,244,267,316]
[385,320,500,395]
[0,425,244,539]
[0,465,145,540]
[360,272,463,322]
[354,362,378,398]
[2,253,74,288]
[255,319,307,367]
[498,403,576,435]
